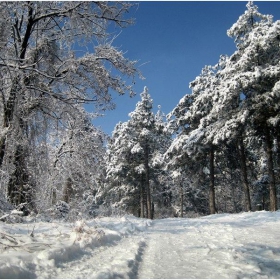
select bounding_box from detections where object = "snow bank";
[0,215,150,278]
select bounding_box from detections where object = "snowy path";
[1,212,280,278]
[37,235,146,279]
[139,215,280,279]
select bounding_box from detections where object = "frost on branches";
[0,2,139,213]
[1,1,280,220]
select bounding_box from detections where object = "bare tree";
[0,1,139,206]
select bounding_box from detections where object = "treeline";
[101,2,280,218]
[1,2,280,219]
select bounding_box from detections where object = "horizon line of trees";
[100,2,280,218]
[1,2,280,219]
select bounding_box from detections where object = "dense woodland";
[0,1,280,220]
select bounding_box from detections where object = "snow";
[1,211,280,278]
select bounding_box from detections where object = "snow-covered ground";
[1,211,280,278]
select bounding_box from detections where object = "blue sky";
[91,1,280,135]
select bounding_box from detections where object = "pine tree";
[213,2,280,211]
[167,63,223,215]
[104,121,141,216]
[104,87,171,218]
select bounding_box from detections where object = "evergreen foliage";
[102,87,172,218]
[166,1,280,214]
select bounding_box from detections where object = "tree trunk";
[264,125,277,211]
[52,189,57,205]
[180,182,184,218]
[209,146,216,214]
[0,138,7,168]
[144,141,152,219]
[238,136,252,211]
[0,79,19,167]
[140,174,145,218]
[151,202,154,220]
[63,177,73,203]
[2,4,35,201]
[7,144,30,205]
[0,3,34,167]
[275,132,280,189]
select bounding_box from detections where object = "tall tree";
[0,2,139,207]
[103,121,141,216]
[211,1,280,211]
[104,87,171,219]
[167,63,222,215]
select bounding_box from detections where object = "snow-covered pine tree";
[104,87,171,219]
[167,63,223,215]
[207,1,280,211]
[103,121,141,216]
[151,105,173,217]
[194,55,254,212]
[168,2,280,214]
[231,3,280,211]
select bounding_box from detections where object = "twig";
[30,224,35,237]
[0,232,18,245]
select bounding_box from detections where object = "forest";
[0,1,280,221]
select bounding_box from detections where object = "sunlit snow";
[1,211,280,278]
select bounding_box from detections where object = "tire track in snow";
[36,235,147,279]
